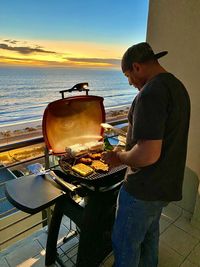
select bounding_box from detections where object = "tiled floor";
[1,203,200,267]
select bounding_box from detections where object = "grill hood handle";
[59,82,89,98]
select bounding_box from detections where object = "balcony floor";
[1,203,200,267]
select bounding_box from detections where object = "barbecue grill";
[42,82,127,190]
[42,83,127,267]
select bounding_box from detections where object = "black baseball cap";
[121,42,168,72]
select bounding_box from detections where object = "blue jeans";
[112,185,168,267]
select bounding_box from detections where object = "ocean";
[0,67,138,126]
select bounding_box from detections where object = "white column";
[147,0,200,226]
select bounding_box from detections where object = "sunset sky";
[0,0,148,68]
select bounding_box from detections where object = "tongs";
[27,163,78,193]
[101,123,127,137]
[46,170,91,196]
[46,170,78,192]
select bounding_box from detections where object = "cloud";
[0,55,37,61]
[0,43,56,54]
[0,55,71,67]
[0,55,60,64]
[3,39,18,44]
[66,57,120,65]
[0,55,120,68]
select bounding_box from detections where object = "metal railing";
[0,214,47,247]
[0,138,48,249]
[0,136,44,154]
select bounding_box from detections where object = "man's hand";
[102,139,162,169]
[102,150,121,168]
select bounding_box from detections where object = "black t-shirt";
[124,73,190,201]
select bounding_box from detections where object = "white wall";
[146,0,200,222]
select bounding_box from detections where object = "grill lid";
[42,95,105,154]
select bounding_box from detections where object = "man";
[102,42,190,267]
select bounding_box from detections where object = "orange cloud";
[0,38,123,68]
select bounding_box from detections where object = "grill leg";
[45,186,120,267]
[45,194,84,266]
[76,189,119,267]
[45,198,64,266]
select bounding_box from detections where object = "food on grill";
[91,160,109,172]
[72,163,94,176]
[85,141,104,152]
[66,144,88,157]
[78,157,92,165]
[66,141,104,157]
[88,153,102,160]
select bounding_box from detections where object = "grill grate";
[59,158,127,187]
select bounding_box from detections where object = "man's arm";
[102,140,162,168]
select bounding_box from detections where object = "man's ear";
[132,62,140,72]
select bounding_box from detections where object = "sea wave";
[0,67,137,126]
